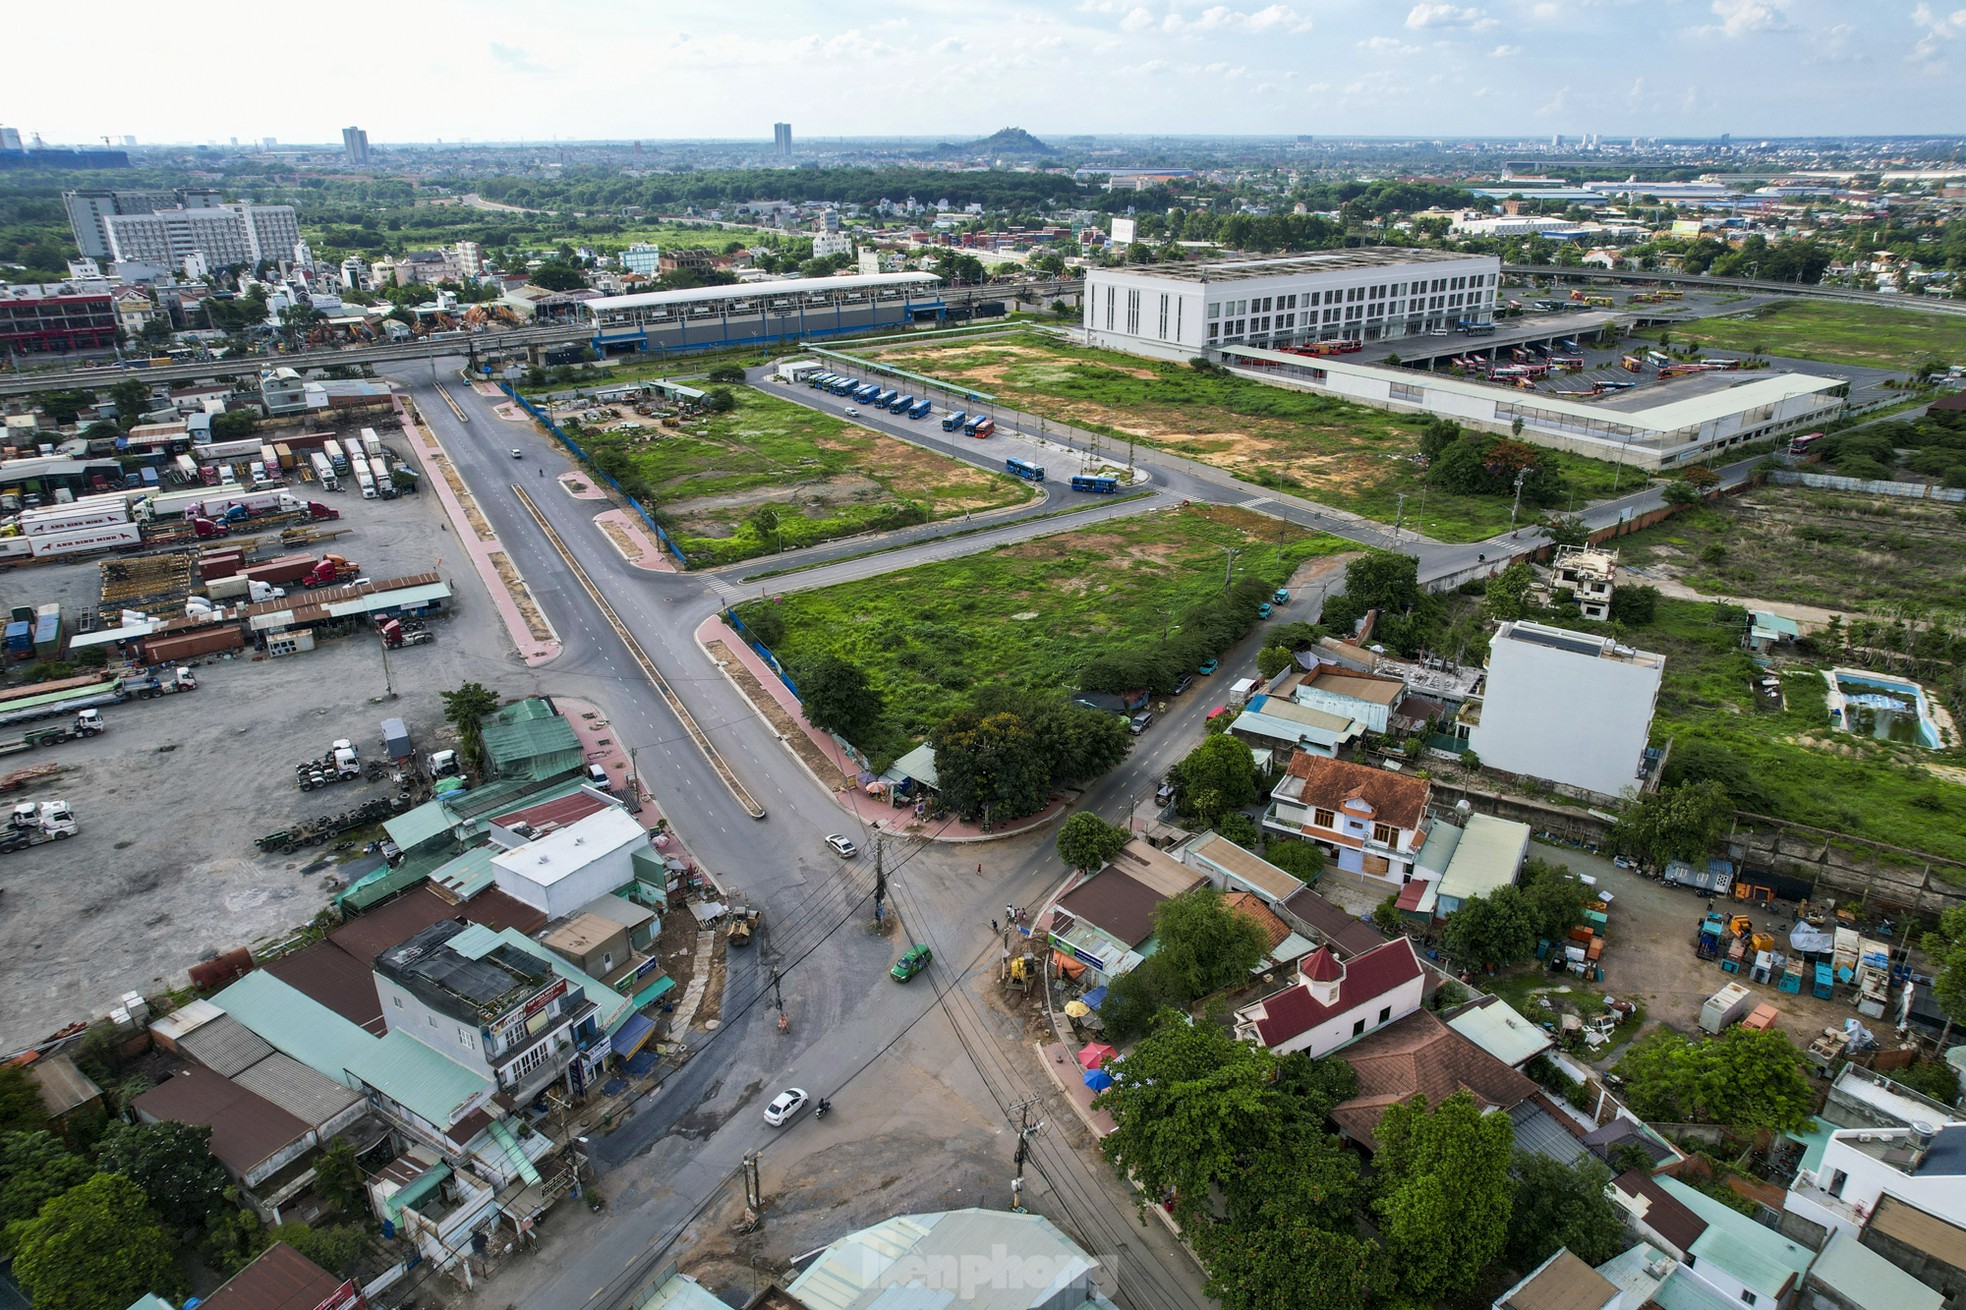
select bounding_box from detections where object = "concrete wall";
[1467,632,1661,800]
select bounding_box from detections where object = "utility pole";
[1391,492,1406,548]
[741,1150,763,1217]
[1221,546,1240,593]
[1009,1098,1043,1213]
[872,836,887,928]
[1510,468,1529,527]
[377,627,395,698]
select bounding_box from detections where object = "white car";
[764,1088,809,1126]
[825,834,859,858]
[510,448,523,458]
[844,407,860,417]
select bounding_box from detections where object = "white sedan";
[764,1088,810,1126]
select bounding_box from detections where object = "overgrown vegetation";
[1641,299,1966,371]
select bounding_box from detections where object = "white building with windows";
[104,203,300,271]
[1082,249,1500,359]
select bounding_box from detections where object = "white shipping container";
[363,432,383,458]
[27,522,142,558]
[20,507,131,538]
[0,537,31,560]
[197,438,264,460]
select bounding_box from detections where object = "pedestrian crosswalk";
[1241,496,1273,509]
[702,574,742,598]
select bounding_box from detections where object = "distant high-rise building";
[1550,133,1562,148]
[103,202,299,270]
[262,137,277,149]
[122,135,136,148]
[342,126,370,165]
[0,127,21,152]
[773,122,792,156]
[64,188,189,260]
[1719,132,1732,148]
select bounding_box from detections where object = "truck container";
[28,522,142,559]
[138,626,246,664]
[241,554,320,586]
[381,716,413,761]
[309,452,339,491]
[1228,677,1257,708]
[18,504,131,537]
[273,443,294,471]
[172,454,200,482]
[3,620,28,657]
[0,675,126,727]
[259,443,279,468]
[1699,981,1754,1034]
[1664,857,1734,897]
[362,431,384,458]
[31,605,60,658]
[323,440,348,473]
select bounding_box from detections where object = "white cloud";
[1912,4,1966,60]
[1489,43,1519,56]
[1161,4,1312,34]
[1120,6,1156,32]
[488,42,548,75]
[1536,85,1570,116]
[1405,3,1496,30]
[1703,0,1790,37]
[1359,35,1421,53]
[1120,58,1170,74]
[930,36,967,54]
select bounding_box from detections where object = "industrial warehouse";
[586,270,946,355]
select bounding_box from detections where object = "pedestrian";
[992,919,999,934]
[1006,903,1015,922]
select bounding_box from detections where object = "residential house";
[132,1066,314,1191]
[480,697,584,781]
[1328,1009,1554,1155]
[369,1142,506,1276]
[1220,891,1313,971]
[1173,830,1305,909]
[489,805,649,920]
[1789,1120,1966,1254]
[1411,813,1532,917]
[1263,754,1432,887]
[1233,938,1425,1057]
[1044,839,1206,982]
[1446,994,1556,1069]
[1551,546,1619,622]
[1493,1250,1622,1310]
[1464,621,1664,800]
[1289,664,1407,735]
[1278,885,1390,958]
[1228,694,1363,765]
[1747,611,1802,654]
[1610,1171,1816,1310]
[1807,1227,1948,1310]
[192,1241,358,1310]
[785,1209,1115,1310]
[21,1053,103,1132]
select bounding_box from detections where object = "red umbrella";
[1078,1042,1117,1070]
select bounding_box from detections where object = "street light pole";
[1510,468,1528,527]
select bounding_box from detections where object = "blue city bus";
[941,410,968,432]
[889,393,915,413]
[908,398,933,419]
[808,373,836,389]
[1070,474,1121,494]
[1005,458,1046,482]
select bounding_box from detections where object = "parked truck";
[0,675,128,727]
[302,555,359,588]
[378,617,430,648]
[309,452,340,492]
[1699,981,1755,1034]
[125,667,198,699]
[0,712,106,757]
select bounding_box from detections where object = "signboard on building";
[1110,217,1137,245]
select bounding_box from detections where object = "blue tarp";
[1081,986,1108,1011]
[614,1011,658,1060]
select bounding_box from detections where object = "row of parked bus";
[806,371,935,420]
[1004,458,1121,494]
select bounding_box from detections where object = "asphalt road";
[390,364,1215,1310]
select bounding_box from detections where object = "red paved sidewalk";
[691,613,1068,842]
[395,397,562,667]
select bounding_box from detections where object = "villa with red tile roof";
[1232,937,1425,1058]
[1263,753,1433,886]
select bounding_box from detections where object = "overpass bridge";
[1503,264,1966,317]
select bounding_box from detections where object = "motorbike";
[815,1098,832,1119]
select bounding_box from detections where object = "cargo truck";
[362,431,384,459]
[302,555,359,588]
[125,668,198,698]
[27,523,142,559]
[0,713,106,757]
[309,452,339,492]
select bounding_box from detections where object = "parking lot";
[0,423,543,1050]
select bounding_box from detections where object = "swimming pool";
[1826,669,1941,749]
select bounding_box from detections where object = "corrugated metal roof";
[482,713,582,779]
[1809,1227,1944,1310]
[132,1065,310,1176]
[1437,814,1532,904]
[346,1030,493,1129]
[213,970,379,1089]
[1181,831,1304,902]
[788,1210,1096,1310]
[1447,997,1554,1068]
[1662,1176,1814,1298]
[178,1014,275,1077]
[383,798,457,851]
[637,1274,734,1310]
[230,1052,363,1131]
[484,926,633,1035]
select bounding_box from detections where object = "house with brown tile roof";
[1328,1008,1540,1148]
[1263,753,1433,886]
[1234,938,1425,1058]
[1046,839,1206,982]
[1493,1249,1622,1310]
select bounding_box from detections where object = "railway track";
[511,485,766,819]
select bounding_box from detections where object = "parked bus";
[1070,474,1121,494]
[1005,457,1045,482]
[888,393,915,413]
[874,389,900,408]
[941,410,969,432]
[1787,432,1826,458]
[907,398,933,419]
[965,416,995,438]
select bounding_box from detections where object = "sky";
[7,0,1963,146]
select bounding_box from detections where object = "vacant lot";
[869,332,1632,541]
[744,503,1347,761]
[1645,300,1966,371]
[1615,488,1966,615]
[1600,598,1966,863]
[576,388,1035,566]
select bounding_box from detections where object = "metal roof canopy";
[589,272,941,314]
[1109,247,1476,284]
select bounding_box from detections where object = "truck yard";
[0,428,542,1051]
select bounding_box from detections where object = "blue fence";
[498,382,688,567]
[719,606,800,700]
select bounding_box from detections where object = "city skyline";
[4,0,1962,146]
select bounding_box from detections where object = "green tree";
[209,407,257,438]
[8,1173,187,1310]
[1663,479,1703,506]
[704,386,737,414]
[0,1064,48,1137]
[271,1222,368,1278]
[109,379,151,428]
[1372,894,1403,937]
[1171,734,1259,823]
[1256,644,1295,681]
[1216,811,1260,848]
[1443,885,1540,970]
[1056,810,1129,873]
[1507,1152,1627,1269]
[201,1204,269,1276]
[528,260,587,291]
[1198,1214,1385,1310]
[94,1120,230,1233]
[1921,904,1966,1048]
[1613,780,1735,865]
[1343,552,1421,614]
[1151,887,1269,1000]
[441,680,501,773]
[1485,562,1537,621]
[930,709,1050,825]
[1609,583,1661,626]
[1540,513,1590,547]
[1519,860,1589,943]
[0,1133,94,1251]
[1373,1091,1515,1301]
[796,654,884,742]
[1618,1025,1813,1134]
[704,363,746,384]
[1263,837,1325,882]
[311,1138,366,1216]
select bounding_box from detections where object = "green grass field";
[1582,598,1966,863]
[575,388,1035,567]
[1646,300,1966,371]
[740,504,1349,764]
[1613,489,1966,615]
[869,332,1634,541]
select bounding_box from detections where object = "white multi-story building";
[1464,620,1663,800]
[812,230,854,259]
[1083,248,1500,358]
[621,243,661,277]
[104,203,299,271]
[339,256,370,291]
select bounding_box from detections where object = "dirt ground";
[0,427,545,1051]
[1508,843,1895,1063]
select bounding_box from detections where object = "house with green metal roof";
[212,969,379,1089]
[345,1029,496,1138]
[481,697,583,781]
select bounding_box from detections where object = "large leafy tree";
[931,709,1050,824]
[8,1173,187,1310]
[1263,838,1325,882]
[1612,780,1735,864]
[796,654,884,742]
[0,1133,94,1251]
[1170,734,1259,823]
[1373,1091,1516,1301]
[1618,1025,1813,1134]
[1925,905,1966,1047]
[94,1120,230,1233]
[1506,1152,1627,1270]
[1519,860,1590,944]
[1197,1216,1384,1310]
[441,680,502,774]
[1056,811,1130,874]
[1443,885,1540,970]
[1150,887,1270,1000]
[0,1064,48,1137]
